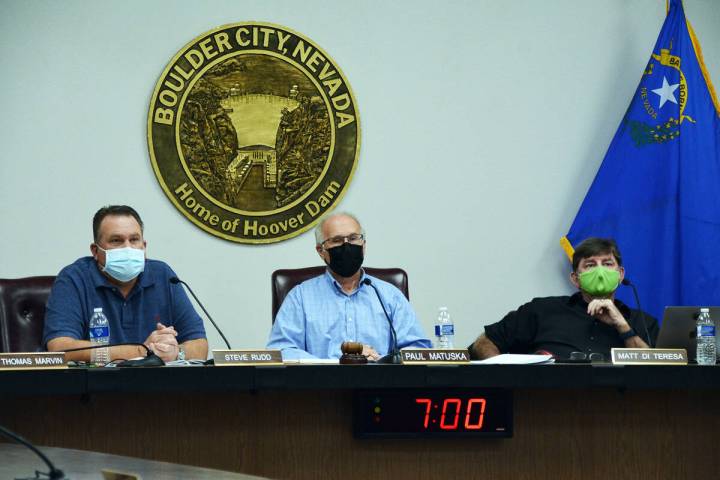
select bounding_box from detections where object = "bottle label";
[697,325,716,337]
[89,326,110,339]
[435,324,455,336]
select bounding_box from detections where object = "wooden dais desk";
[0,364,718,480]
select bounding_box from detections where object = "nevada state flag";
[562,0,720,322]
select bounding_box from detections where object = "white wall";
[2,0,719,352]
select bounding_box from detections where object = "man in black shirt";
[471,238,658,360]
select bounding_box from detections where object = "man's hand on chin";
[587,298,627,329]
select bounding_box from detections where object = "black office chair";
[271,267,409,323]
[0,276,56,352]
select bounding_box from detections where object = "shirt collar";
[324,267,367,296]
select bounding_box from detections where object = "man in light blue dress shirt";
[266,212,431,360]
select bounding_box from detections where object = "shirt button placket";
[344,298,352,339]
[122,299,133,329]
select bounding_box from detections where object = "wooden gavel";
[341,342,364,354]
[340,341,367,364]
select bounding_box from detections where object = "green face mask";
[578,266,620,297]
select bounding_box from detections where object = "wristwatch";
[619,329,637,341]
[177,345,186,361]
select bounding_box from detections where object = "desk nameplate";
[611,348,688,365]
[400,349,470,365]
[213,349,283,366]
[0,352,67,371]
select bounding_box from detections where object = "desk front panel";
[1,365,718,480]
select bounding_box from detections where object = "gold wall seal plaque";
[148,23,360,243]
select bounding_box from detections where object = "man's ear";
[90,243,98,257]
[569,271,580,289]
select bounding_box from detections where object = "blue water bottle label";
[435,325,455,336]
[697,325,716,337]
[89,326,110,339]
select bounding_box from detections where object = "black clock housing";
[353,389,513,438]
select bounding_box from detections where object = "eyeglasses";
[568,351,605,363]
[321,233,365,249]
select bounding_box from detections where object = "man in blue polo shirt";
[44,205,208,362]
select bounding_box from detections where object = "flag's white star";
[652,76,680,108]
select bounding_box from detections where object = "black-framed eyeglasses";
[321,233,365,249]
[568,351,605,362]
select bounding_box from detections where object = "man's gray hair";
[314,212,365,245]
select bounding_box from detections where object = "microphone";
[170,276,232,350]
[0,424,66,479]
[621,278,653,347]
[63,342,165,367]
[362,278,401,364]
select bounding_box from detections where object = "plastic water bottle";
[434,307,454,349]
[89,307,110,364]
[696,308,716,365]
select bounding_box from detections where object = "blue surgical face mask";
[98,246,145,282]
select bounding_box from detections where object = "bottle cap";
[93,307,103,313]
[700,307,710,313]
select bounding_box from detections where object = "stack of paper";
[470,354,554,365]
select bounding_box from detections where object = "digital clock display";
[353,389,513,438]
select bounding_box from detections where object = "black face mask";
[327,243,364,278]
